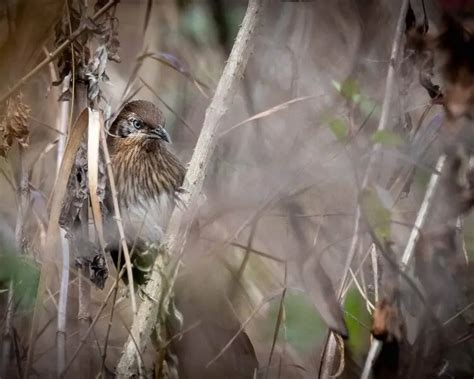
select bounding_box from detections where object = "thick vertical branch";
[115,0,268,375]
[50,59,72,377]
[72,82,93,377]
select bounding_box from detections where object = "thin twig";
[99,246,122,375]
[361,340,382,379]
[207,291,283,368]
[401,154,447,267]
[139,76,197,138]
[349,268,375,311]
[100,128,137,312]
[23,109,89,379]
[370,244,379,304]
[61,283,116,377]
[265,264,288,379]
[2,145,30,376]
[100,216,148,375]
[230,219,260,299]
[341,244,375,300]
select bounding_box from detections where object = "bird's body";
[106,100,185,281]
[109,131,184,242]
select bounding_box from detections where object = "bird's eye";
[132,119,143,129]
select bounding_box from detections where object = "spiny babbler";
[59,100,259,377]
[59,100,185,286]
[106,100,185,283]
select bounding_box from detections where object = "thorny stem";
[320,0,411,377]
[116,0,268,375]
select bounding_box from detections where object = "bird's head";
[109,100,171,143]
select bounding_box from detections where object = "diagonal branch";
[115,0,268,375]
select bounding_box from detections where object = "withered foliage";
[372,298,405,344]
[365,3,474,377]
[405,2,442,101]
[372,297,406,377]
[54,0,120,102]
[0,93,30,157]
[56,1,121,289]
[369,152,474,378]
[407,0,474,119]
[59,141,109,288]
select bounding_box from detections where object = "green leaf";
[360,187,391,242]
[332,78,360,103]
[371,130,403,147]
[327,118,347,142]
[332,78,378,119]
[340,79,360,101]
[0,240,40,311]
[344,288,371,360]
[266,292,325,353]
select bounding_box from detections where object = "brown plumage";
[108,100,184,208]
[106,100,185,283]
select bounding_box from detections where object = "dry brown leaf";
[87,109,106,250]
[372,298,405,343]
[0,93,31,156]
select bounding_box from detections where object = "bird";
[105,100,185,284]
[61,100,259,377]
[107,101,260,378]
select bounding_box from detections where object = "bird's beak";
[150,127,171,143]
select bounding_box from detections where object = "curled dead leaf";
[371,298,405,343]
[0,93,31,157]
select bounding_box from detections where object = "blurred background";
[1,0,474,378]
